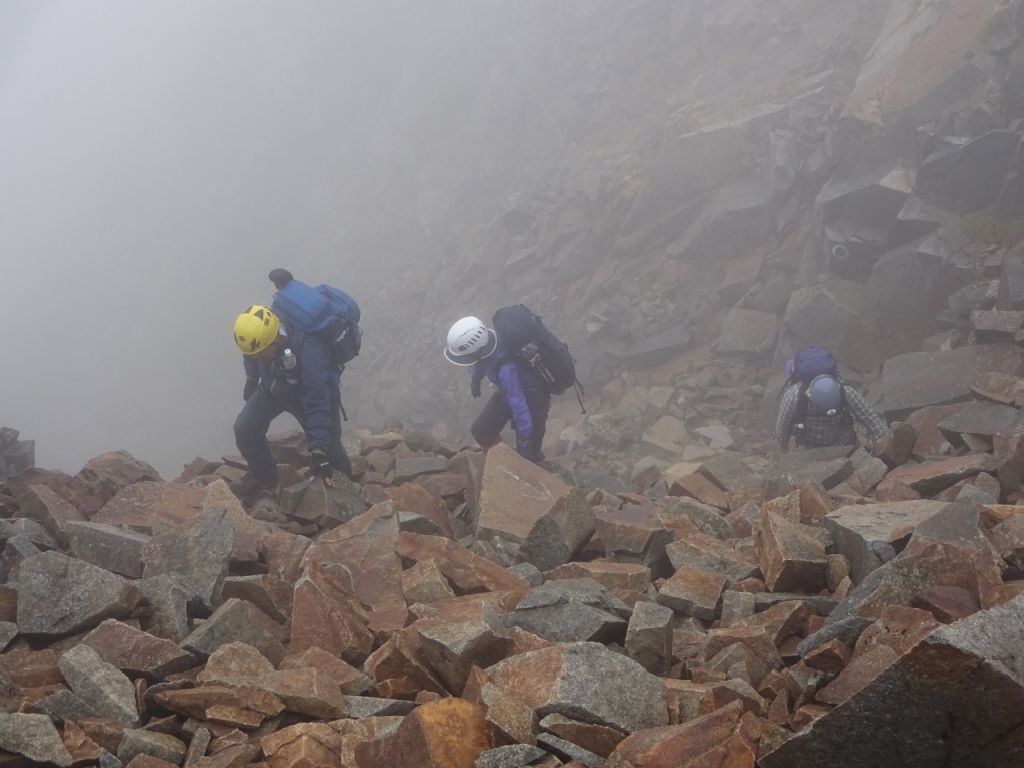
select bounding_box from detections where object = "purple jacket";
[470,345,548,440]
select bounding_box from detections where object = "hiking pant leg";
[471,392,512,448]
[327,383,352,478]
[526,391,551,450]
[234,389,286,480]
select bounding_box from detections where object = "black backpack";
[492,305,585,410]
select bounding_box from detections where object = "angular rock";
[92,481,203,532]
[417,605,514,693]
[117,730,186,766]
[65,521,150,578]
[182,598,285,665]
[398,533,531,595]
[604,700,743,768]
[290,562,373,665]
[0,713,73,767]
[657,568,725,621]
[221,574,292,623]
[879,454,997,496]
[344,695,417,718]
[698,453,762,494]
[763,594,1024,768]
[784,279,876,368]
[142,507,234,613]
[281,474,366,529]
[535,733,604,767]
[938,401,1024,448]
[477,445,592,568]
[77,450,161,503]
[17,483,86,541]
[506,579,630,643]
[594,505,672,573]
[665,533,758,585]
[484,642,668,734]
[391,697,491,767]
[394,455,449,483]
[59,644,140,726]
[754,513,826,593]
[17,551,141,637]
[136,575,190,642]
[824,500,947,583]
[539,713,625,759]
[519,489,595,573]
[545,562,651,595]
[388,483,455,538]
[202,479,276,565]
[36,688,101,722]
[881,344,1024,413]
[403,559,457,605]
[874,422,917,468]
[656,497,733,541]
[667,472,727,510]
[624,601,673,676]
[475,744,548,768]
[83,619,196,680]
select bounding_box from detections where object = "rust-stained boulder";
[484,642,669,734]
[16,483,86,542]
[666,533,759,585]
[289,561,373,665]
[77,450,162,502]
[91,481,203,532]
[82,619,196,680]
[753,513,826,593]
[416,604,513,693]
[477,444,593,571]
[763,594,1024,768]
[402,559,457,605]
[398,533,531,594]
[824,500,947,583]
[604,700,743,767]
[657,568,726,621]
[389,696,491,768]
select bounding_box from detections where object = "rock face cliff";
[342,0,1024,490]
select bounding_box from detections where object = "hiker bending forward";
[775,346,887,452]
[444,315,549,463]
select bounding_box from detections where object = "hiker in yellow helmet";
[229,300,352,501]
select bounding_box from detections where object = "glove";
[243,378,258,401]
[308,448,333,480]
[470,376,482,399]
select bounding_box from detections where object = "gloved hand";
[308,448,334,481]
[243,378,258,402]
[470,377,482,399]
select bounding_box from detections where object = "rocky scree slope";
[346,0,1024,494]
[0,411,1022,766]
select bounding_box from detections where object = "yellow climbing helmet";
[234,305,280,355]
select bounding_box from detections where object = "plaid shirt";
[776,382,888,448]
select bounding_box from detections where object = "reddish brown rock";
[91,481,203,533]
[804,639,851,672]
[17,484,86,541]
[657,568,726,621]
[540,713,626,758]
[279,647,372,695]
[854,606,939,657]
[798,483,831,526]
[261,530,311,585]
[595,503,672,572]
[201,480,275,565]
[815,644,898,705]
[416,605,513,693]
[669,473,728,510]
[397,533,530,594]
[261,722,343,768]
[879,455,997,497]
[665,532,758,585]
[990,512,1024,569]
[82,619,196,681]
[290,562,373,665]
[388,697,491,768]
[753,513,826,593]
[152,685,284,723]
[363,629,447,699]
[388,484,454,538]
[604,700,743,767]
[221,574,292,623]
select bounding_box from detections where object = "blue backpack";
[271,279,362,366]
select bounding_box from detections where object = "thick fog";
[0,0,523,476]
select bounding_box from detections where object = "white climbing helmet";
[444,316,497,365]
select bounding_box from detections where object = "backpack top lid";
[807,374,843,415]
[791,346,838,383]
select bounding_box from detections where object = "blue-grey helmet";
[807,375,842,415]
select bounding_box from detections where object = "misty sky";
[0,1,513,476]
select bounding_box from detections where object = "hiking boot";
[229,472,277,501]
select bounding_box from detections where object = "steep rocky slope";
[344,0,1024,493]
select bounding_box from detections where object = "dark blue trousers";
[233,388,351,480]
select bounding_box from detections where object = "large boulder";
[477,444,593,570]
[58,644,139,726]
[16,551,141,637]
[91,481,203,532]
[506,579,631,643]
[484,642,669,734]
[825,500,948,583]
[881,344,1024,413]
[763,593,1024,768]
[76,450,161,503]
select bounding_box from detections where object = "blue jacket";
[242,333,339,450]
[470,344,548,440]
